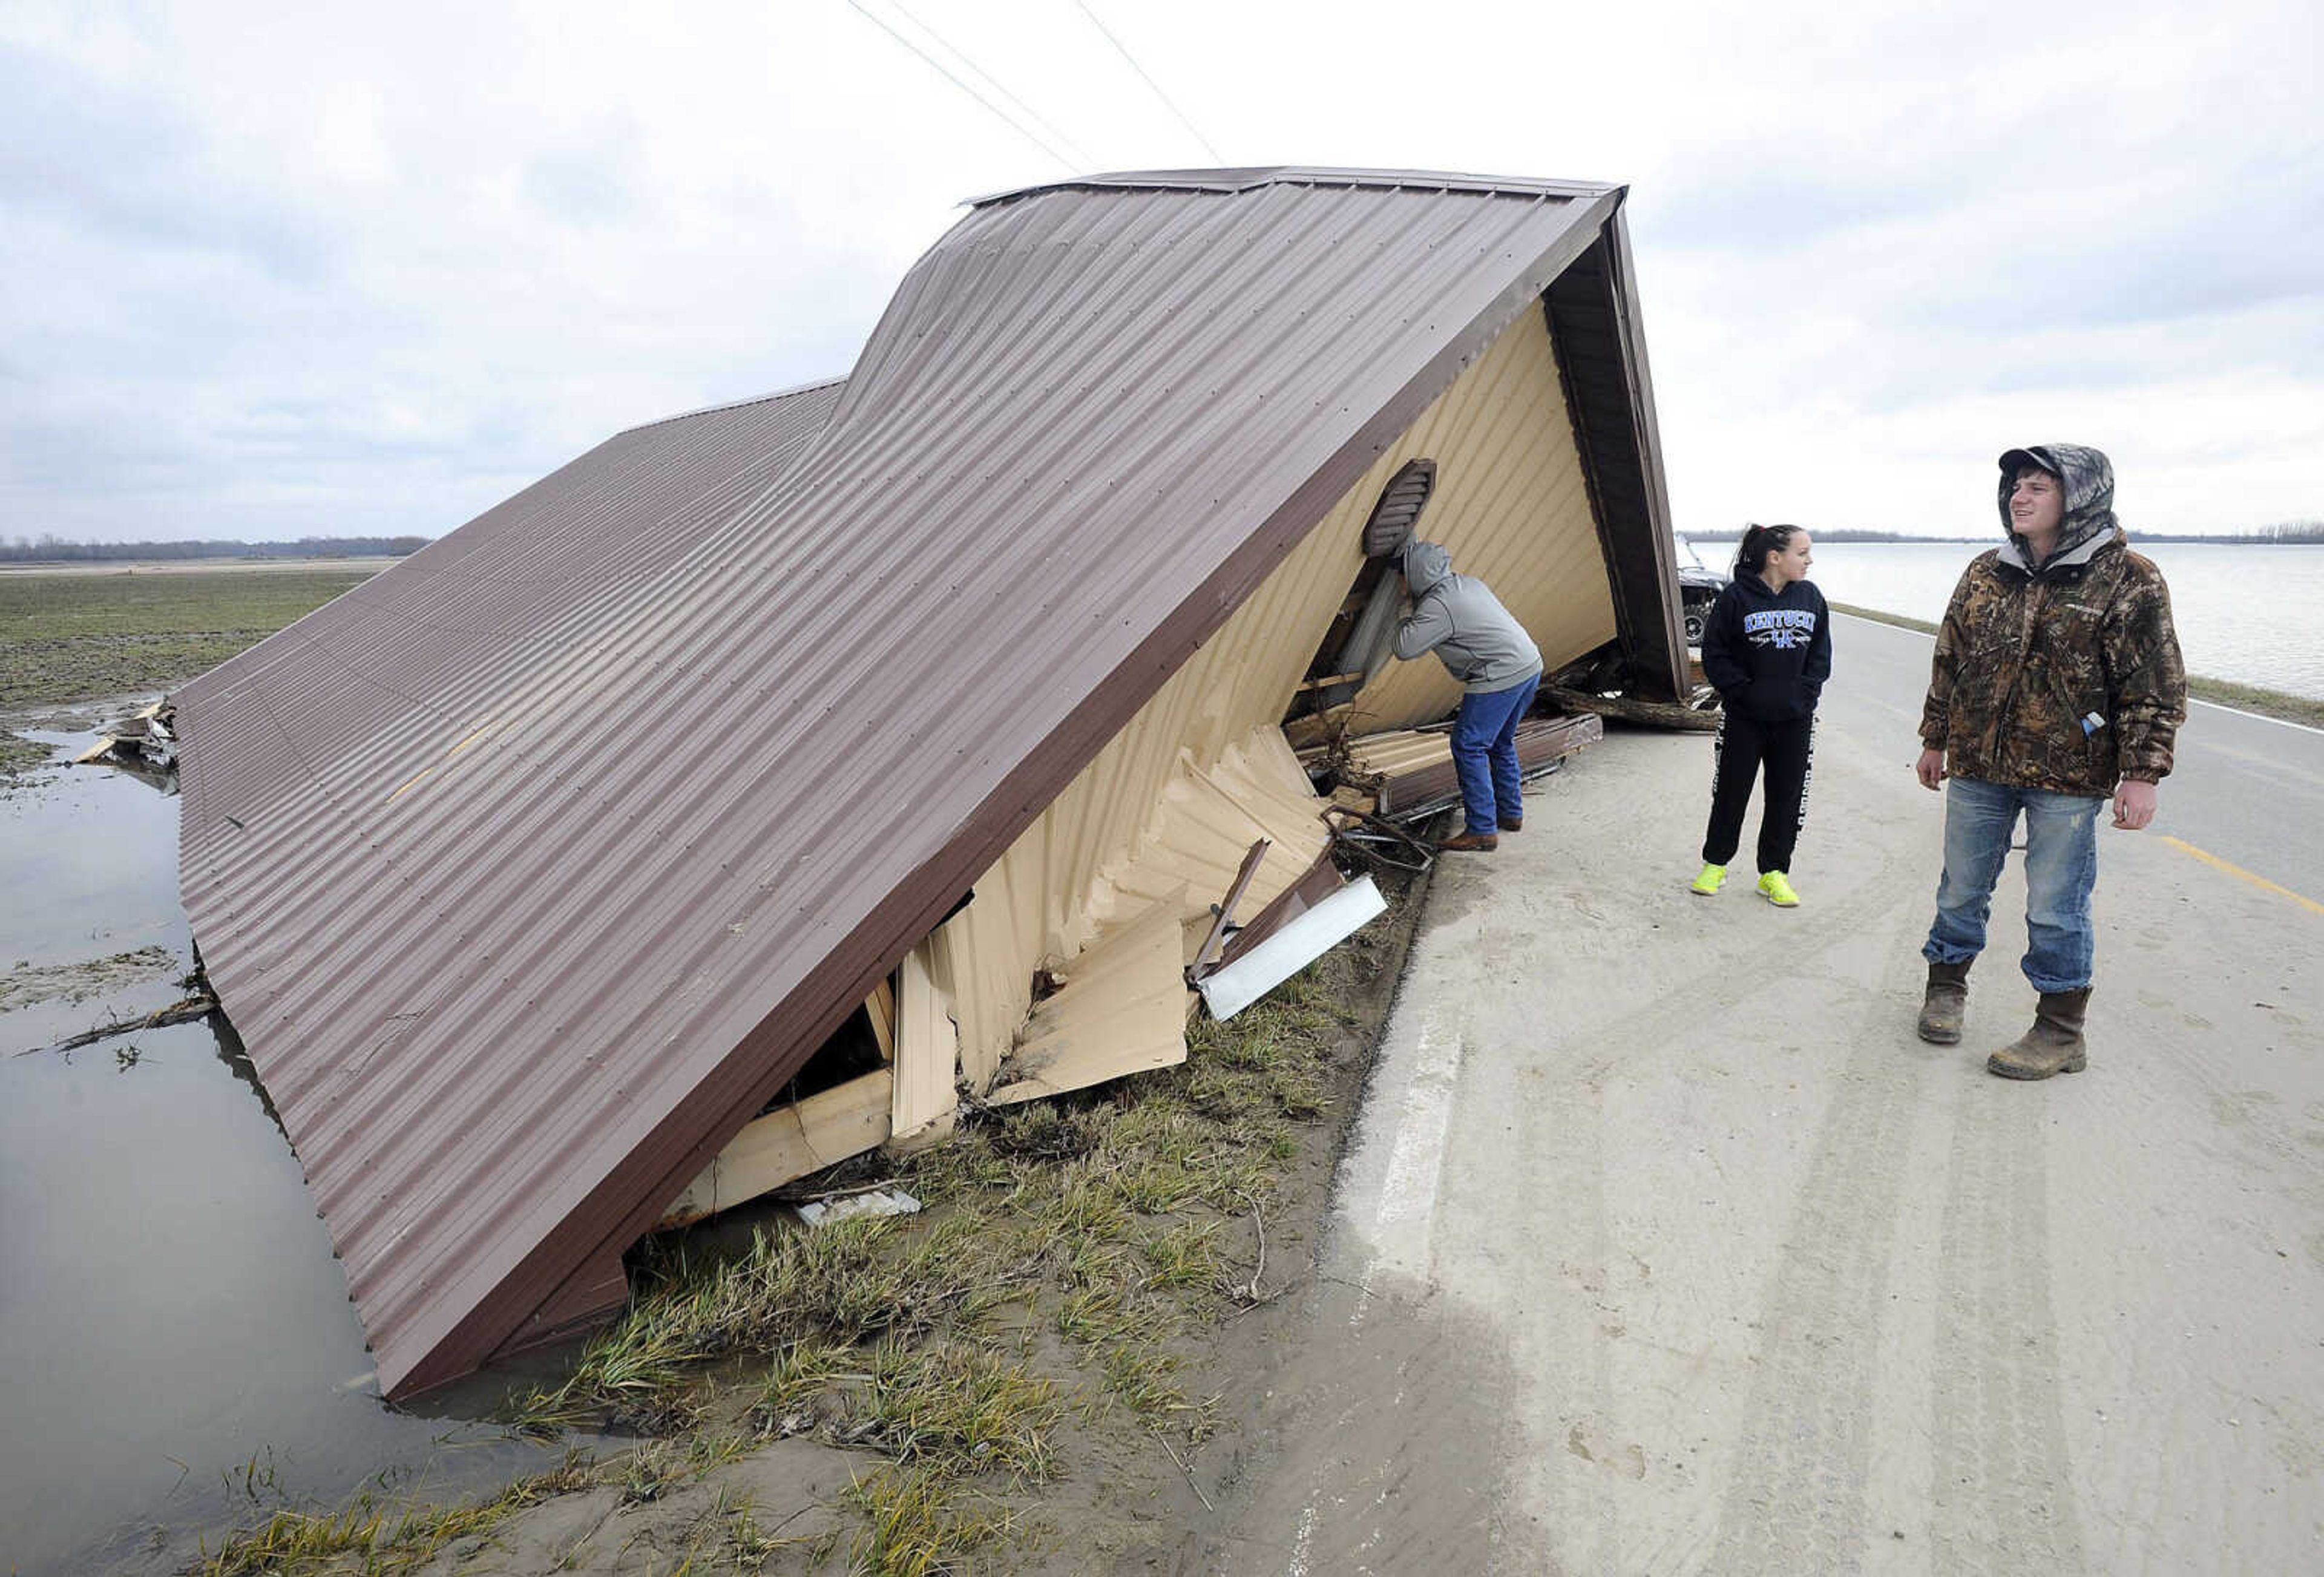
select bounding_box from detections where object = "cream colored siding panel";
[986,905,1193,1107]
[890,948,958,1143]
[931,303,1600,1092]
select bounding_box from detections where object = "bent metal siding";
[929,298,1613,1080]
[178,170,1670,1398]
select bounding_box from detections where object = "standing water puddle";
[1,721,563,1575]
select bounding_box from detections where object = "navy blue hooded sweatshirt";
[1700,574,1832,722]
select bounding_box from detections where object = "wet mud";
[0,945,182,1012]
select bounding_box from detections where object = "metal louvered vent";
[1361,459,1437,557]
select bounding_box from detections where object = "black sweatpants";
[1701,709,1816,874]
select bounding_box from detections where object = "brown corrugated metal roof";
[177,170,1677,1397]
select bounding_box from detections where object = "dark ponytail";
[1733,523,1803,579]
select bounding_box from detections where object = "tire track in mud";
[1454,744,1932,1573]
[1927,1086,2087,1573]
[1705,975,1923,1575]
[1456,873,1932,1570]
[1461,982,1621,1575]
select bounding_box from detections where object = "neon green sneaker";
[1690,862,1726,896]
[1757,871,1800,907]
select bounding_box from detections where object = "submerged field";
[0,566,378,713]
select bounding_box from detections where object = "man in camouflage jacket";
[1912,442,2187,1079]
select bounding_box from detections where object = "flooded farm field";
[0,716,556,1575]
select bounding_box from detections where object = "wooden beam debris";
[1324,712,1603,817]
[1541,683,1720,732]
[15,993,218,1058]
[655,1068,894,1230]
[1189,838,1270,980]
[73,700,178,774]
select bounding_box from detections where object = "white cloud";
[1,0,2316,542]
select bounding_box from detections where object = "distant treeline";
[1,534,430,563]
[2138,523,2324,542]
[1709,522,2324,545]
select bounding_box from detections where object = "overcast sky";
[2,0,2316,544]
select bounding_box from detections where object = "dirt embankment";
[0,948,182,1013]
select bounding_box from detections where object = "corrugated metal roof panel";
[177,172,1670,1396]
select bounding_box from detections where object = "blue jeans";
[1923,776,2102,993]
[1452,675,1539,836]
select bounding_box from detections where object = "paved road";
[1201,614,2324,1574]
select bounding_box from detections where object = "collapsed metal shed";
[176,167,1686,1398]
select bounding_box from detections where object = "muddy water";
[0,722,557,1575]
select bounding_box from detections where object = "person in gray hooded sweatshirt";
[1393,539,1543,851]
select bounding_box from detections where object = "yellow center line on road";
[2159,836,2324,916]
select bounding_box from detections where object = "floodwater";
[1689,539,2324,703]
[0,723,558,1576]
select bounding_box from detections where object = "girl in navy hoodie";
[1692,523,1831,905]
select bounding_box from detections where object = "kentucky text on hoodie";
[1701,576,1832,721]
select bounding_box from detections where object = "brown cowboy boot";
[1917,960,1972,1044]
[1987,988,2091,1080]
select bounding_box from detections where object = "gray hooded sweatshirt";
[1393,540,1542,695]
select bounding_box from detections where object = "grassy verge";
[192,965,1371,1575]
[1830,601,2324,729]
[0,567,375,712]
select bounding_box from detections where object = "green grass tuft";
[853,1340,1063,1480]
[844,1463,1022,1577]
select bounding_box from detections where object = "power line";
[1074,1,1223,164]
[843,0,1077,172]
[887,0,1096,168]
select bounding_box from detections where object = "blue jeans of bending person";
[1452,674,1540,838]
[1923,776,2102,993]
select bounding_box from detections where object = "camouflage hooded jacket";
[1919,443,2187,795]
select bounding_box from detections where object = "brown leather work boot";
[1437,831,1500,853]
[1498,814,1523,832]
[1987,988,2092,1080]
[1917,960,1972,1044]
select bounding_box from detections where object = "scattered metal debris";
[1197,876,1387,1022]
